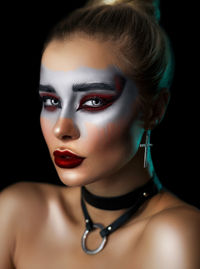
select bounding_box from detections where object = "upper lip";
[53,149,85,159]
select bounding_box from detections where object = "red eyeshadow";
[78,93,117,111]
[114,75,126,95]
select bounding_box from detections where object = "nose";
[53,117,80,141]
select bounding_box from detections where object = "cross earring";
[140,130,153,168]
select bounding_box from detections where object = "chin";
[54,166,96,187]
[54,163,112,188]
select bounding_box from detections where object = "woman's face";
[39,36,144,186]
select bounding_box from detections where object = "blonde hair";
[41,0,175,102]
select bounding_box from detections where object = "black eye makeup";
[39,93,62,112]
[39,92,117,113]
[38,81,120,113]
[77,93,118,112]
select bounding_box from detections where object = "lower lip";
[54,156,85,168]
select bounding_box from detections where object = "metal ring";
[81,223,107,255]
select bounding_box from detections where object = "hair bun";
[85,0,160,22]
[132,0,160,22]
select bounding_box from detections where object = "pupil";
[52,99,58,105]
[93,98,100,105]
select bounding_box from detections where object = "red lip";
[53,150,85,168]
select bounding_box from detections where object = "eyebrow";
[38,82,116,93]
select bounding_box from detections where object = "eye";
[77,93,117,112]
[84,97,103,107]
[39,93,61,112]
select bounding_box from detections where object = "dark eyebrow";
[38,82,115,94]
[39,84,56,93]
[72,82,115,92]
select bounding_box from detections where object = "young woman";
[1,0,199,268]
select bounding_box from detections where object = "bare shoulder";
[0,181,64,239]
[0,181,63,268]
[140,197,200,269]
[1,181,49,207]
[0,182,45,268]
[0,181,63,219]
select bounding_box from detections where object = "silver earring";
[140,130,153,168]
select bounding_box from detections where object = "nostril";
[62,135,72,140]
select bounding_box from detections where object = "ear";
[144,88,171,130]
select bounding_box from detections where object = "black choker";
[80,173,161,255]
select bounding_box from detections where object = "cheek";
[40,116,54,145]
[83,119,132,153]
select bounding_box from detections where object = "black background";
[1,1,199,208]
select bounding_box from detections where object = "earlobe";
[146,117,160,131]
[155,88,171,123]
[143,88,170,130]
[151,118,161,129]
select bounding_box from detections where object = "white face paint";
[39,63,138,138]
[39,38,144,187]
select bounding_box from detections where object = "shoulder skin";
[0,181,49,269]
[140,205,200,269]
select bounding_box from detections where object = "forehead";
[40,37,127,85]
[40,63,125,86]
[41,37,118,72]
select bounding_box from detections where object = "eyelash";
[39,93,117,112]
[77,93,117,111]
[39,93,61,112]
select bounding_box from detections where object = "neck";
[81,150,162,226]
[84,148,155,197]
